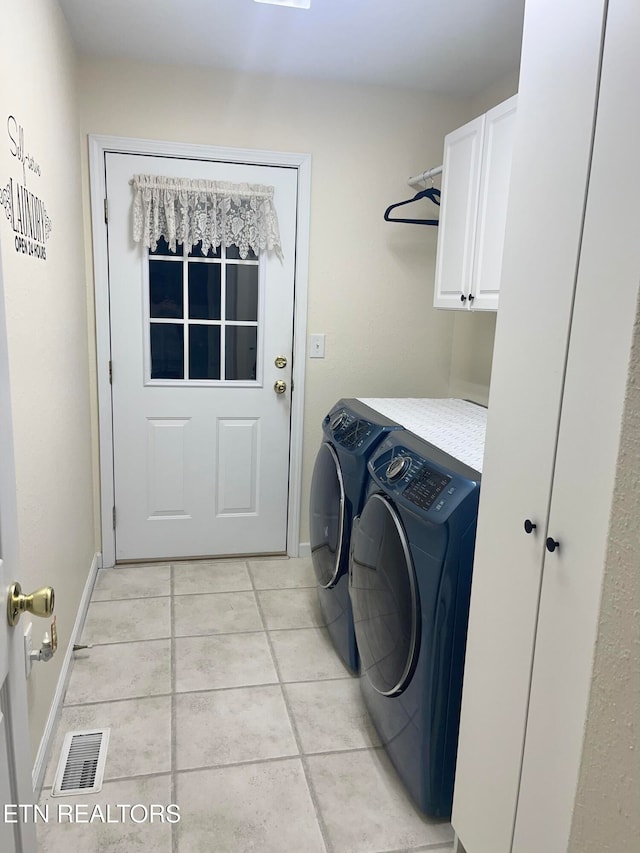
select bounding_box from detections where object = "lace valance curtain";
[132,174,283,260]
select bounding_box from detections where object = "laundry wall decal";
[1,115,53,261]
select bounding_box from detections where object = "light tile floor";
[38,557,455,853]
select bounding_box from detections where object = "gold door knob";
[274,356,287,369]
[7,582,55,627]
[274,380,287,395]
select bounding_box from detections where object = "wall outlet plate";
[24,622,33,679]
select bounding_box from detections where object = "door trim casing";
[88,135,311,567]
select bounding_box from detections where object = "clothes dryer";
[309,399,402,672]
[349,430,481,817]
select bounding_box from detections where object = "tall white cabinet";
[452,1,640,852]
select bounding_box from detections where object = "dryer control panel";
[325,409,376,450]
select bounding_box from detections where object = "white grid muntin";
[142,242,264,387]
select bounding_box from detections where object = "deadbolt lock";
[7,582,55,627]
[274,356,287,369]
[274,380,287,395]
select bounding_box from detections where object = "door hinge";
[112,506,116,529]
[109,360,112,384]
[104,198,108,224]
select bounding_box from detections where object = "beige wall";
[77,58,472,545]
[0,0,94,760]
[447,70,520,404]
[568,295,640,852]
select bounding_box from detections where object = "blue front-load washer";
[309,399,403,673]
[349,429,481,817]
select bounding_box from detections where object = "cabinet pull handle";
[523,519,537,534]
[460,294,467,303]
[468,294,475,302]
[546,537,560,553]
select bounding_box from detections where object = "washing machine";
[349,428,482,818]
[309,399,403,673]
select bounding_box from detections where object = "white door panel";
[471,95,517,311]
[434,114,485,308]
[216,418,260,514]
[106,153,297,560]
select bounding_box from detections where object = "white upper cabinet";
[434,95,517,311]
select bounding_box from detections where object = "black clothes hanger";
[383,186,441,226]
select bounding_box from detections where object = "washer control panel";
[369,439,477,520]
[403,467,451,511]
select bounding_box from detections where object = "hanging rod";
[407,165,443,189]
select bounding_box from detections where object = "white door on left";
[0,243,37,852]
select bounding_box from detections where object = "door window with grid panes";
[145,237,261,384]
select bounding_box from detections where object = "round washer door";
[350,493,420,696]
[309,442,346,588]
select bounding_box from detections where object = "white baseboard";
[297,541,311,558]
[32,551,101,796]
[453,834,468,853]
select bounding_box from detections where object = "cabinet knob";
[523,519,537,534]
[468,294,475,303]
[546,537,560,553]
[460,294,467,303]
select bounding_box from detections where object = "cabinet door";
[451,1,607,852]
[512,1,640,849]
[470,95,517,311]
[433,115,484,309]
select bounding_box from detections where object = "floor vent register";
[51,728,111,797]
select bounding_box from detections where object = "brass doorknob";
[274,380,287,395]
[274,356,287,369]
[7,582,55,627]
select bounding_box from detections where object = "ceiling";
[58,0,525,99]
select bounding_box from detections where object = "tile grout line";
[252,582,334,853]
[40,769,174,792]
[170,562,178,853]
[61,673,352,709]
[378,846,454,853]
[42,736,390,791]
[249,564,268,635]
[82,619,340,650]
[38,745,400,795]
[90,594,172,604]
[175,584,317,597]
[81,628,271,648]
[82,619,335,649]
[173,743,383,774]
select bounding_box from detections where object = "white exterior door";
[0,245,37,853]
[105,153,298,561]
